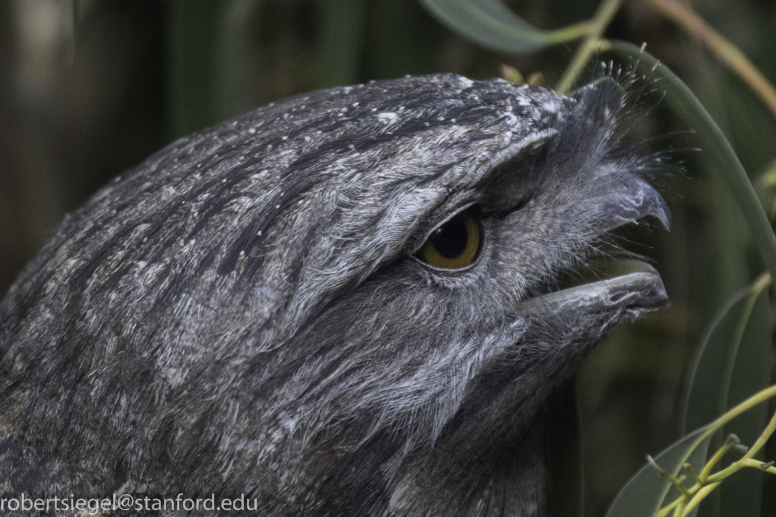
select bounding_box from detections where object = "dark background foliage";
[1,1,775,515]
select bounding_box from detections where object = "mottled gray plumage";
[0,73,670,516]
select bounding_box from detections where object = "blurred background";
[1,0,775,515]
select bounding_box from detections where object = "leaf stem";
[705,457,776,484]
[679,481,722,517]
[656,495,683,517]
[647,455,692,497]
[706,385,776,436]
[699,434,740,481]
[741,406,776,461]
[641,0,776,121]
[555,0,624,93]
[703,408,776,483]
[683,463,703,485]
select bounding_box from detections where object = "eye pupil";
[417,208,482,270]
[429,217,468,259]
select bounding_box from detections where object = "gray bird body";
[0,74,669,515]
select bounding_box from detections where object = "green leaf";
[682,274,771,517]
[604,40,776,283]
[418,0,589,54]
[605,427,712,517]
[683,274,771,433]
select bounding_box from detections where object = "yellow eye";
[418,208,482,269]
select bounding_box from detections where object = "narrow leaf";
[605,427,712,517]
[418,0,589,54]
[683,274,771,434]
[716,279,770,517]
[682,274,771,517]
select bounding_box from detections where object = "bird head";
[0,73,670,515]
